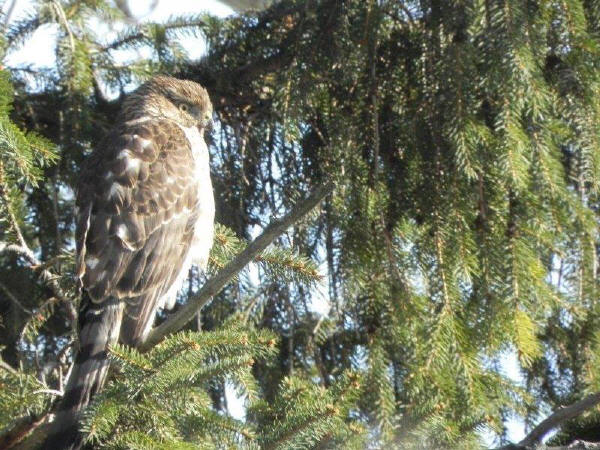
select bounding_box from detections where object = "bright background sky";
[1,0,536,445]
[3,0,235,71]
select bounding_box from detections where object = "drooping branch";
[496,392,600,450]
[139,180,335,352]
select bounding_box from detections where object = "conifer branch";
[263,414,324,450]
[140,180,334,351]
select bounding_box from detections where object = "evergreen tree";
[2,0,600,448]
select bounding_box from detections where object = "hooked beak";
[198,117,213,133]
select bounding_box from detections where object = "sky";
[3,0,235,71]
[1,0,536,444]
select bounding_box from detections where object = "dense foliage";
[1,0,600,448]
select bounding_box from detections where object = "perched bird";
[44,76,215,449]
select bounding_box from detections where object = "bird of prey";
[45,76,215,448]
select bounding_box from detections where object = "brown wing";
[75,120,199,345]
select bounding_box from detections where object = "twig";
[0,413,50,450]
[52,1,75,53]
[32,389,63,397]
[383,4,416,28]
[1,0,18,30]
[242,286,269,324]
[140,180,335,352]
[0,171,76,323]
[0,242,76,322]
[495,392,600,449]
[0,359,19,375]
[0,279,32,314]
[100,19,208,51]
[1,190,29,253]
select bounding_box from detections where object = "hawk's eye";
[179,103,189,112]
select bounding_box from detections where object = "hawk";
[45,76,215,448]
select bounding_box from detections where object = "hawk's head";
[123,75,213,131]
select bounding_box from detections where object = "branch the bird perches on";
[139,180,335,351]
[3,180,334,450]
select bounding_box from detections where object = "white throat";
[178,125,208,158]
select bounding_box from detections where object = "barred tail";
[42,295,123,450]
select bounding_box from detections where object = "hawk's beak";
[199,117,213,133]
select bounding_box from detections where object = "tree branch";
[139,180,335,352]
[100,19,208,51]
[496,393,600,449]
[0,242,76,323]
[504,441,600,450]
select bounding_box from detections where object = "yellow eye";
[179,103,189,112]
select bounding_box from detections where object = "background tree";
[1,0,600,448]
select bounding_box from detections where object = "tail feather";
[42,295,123,450]
[120,290,162,348]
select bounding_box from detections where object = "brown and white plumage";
[45,76,215,449]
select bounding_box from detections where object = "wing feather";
[76,120,201,345]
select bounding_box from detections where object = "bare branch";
[32,389,63,397]
[0,413,50,450]
[140,180,335,352]
[516,441,600,450]
[496,393,600,449]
